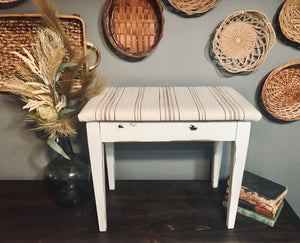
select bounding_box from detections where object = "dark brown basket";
[0,14,100,94]
[262,60,300,121]
[103,0,164,60]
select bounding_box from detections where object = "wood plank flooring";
[0,180,299,243]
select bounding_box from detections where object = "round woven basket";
[279,0,300,44]
[103,0,164,60]
[262,60,300,121]
[167,0,220,16]
[0,0,25,8]
[213,10,276,73]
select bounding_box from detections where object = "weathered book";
[226,171,288,212]
[225,194,284,218]
[222,200,284,227]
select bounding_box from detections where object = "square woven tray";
[0,14,88,94]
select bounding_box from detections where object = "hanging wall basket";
[0,14,101,95]
[166,0,220,17]
[103,0,164,61]
[0,0,25,8]
[262,60,300,121]
[279,0,300,44]
[212,10,276,73]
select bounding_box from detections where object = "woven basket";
[0,0,25,8]
[262,60,300,121]
[166,0,220,16]
[279,0,300,44]
[213,10,276,73]
[103,0,164,60]
[0,14,101,95]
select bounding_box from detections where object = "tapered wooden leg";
[212,141,223,188]
[226,122,251,229]
[86,122,107,232]
[105,142,115,190]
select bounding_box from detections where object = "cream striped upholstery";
[78,86,261,122]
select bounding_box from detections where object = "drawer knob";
[189,124,198,131]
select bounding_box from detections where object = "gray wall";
[1,0,299,218]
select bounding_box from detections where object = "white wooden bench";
[78,86,261,232]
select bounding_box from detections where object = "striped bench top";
[78,86,262,122]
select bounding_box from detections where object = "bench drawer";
[99,122,238,142]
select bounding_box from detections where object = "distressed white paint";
[226,122,251,229]
[100,122,237,142]
[105,143,115,190]
[212,141,223,188]
[86,122,107,232]
[86,120,251,231]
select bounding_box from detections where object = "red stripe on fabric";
[107,87,123,121]
[216,87,241,120]
[99,87,117,120]
[162,88,168,120]
[113,87,126,120]
[190,87,205,120]
[135,87,144,121]
[135,88,140,120]
[139,88,145,120]
[220,87,246,120]
[210,86,233,120]
[168,87,176,120]
[172,87,181,120]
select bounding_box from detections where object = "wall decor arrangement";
[262,60,300,121]
[279,0,300,44]
[0,0,107,206]
[102,0,164,61]
[0,14,101,95]
[0,0,25,9]
[212,10,276,74]
[163,0,220,17]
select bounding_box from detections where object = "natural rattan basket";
[166,0,220,16]
[279,0,300,44]
[103,0,164,60]
[0,0,25,8]
[0,14,100,95]
[213,10,276,73]
[262,60,300,121]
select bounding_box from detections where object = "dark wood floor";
[0,180,299,243]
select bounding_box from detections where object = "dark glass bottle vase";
[44,137,92,207]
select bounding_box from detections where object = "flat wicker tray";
[213,10,276,73]
[262,60,300,121]
[279,0,300,44]
[0,14,100,94]
[103,0,164,60]
[166,0,220,17]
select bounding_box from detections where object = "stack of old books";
[223,171,288,227]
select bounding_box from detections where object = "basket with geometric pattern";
[213,10,276,73]
[262,60,300,121]
[279,0,300,44]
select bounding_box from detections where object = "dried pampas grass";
[4,29,66,112]
[0,0,106,158]
[32,0,106,100]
